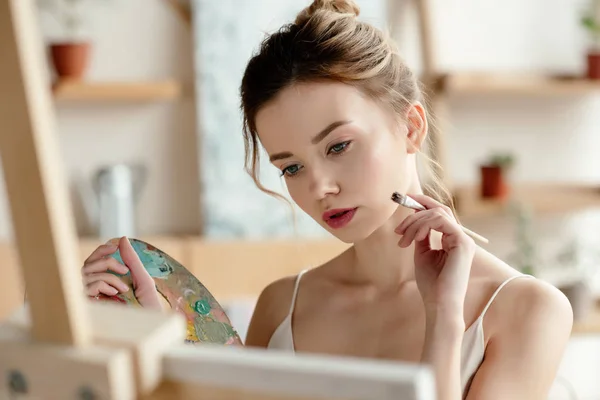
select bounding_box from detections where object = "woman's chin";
[323,225,374,244]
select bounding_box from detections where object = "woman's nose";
[308,168,340,200]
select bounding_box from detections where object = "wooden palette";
[93,238,242,346]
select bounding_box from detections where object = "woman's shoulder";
[494,274,572,331]
[244,273,299,344]
[244,254,345,347]
[473,247,573,340]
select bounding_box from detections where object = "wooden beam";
[0,320,135,399]
[152,345,435,400]
[415,0,437,80]
[0,0,91,345]
[5,302,187,396]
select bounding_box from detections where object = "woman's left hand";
[395,194,476,315]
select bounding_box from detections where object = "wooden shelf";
[453,183,600,219]
[440,72,600,96]
[52,79,182,102]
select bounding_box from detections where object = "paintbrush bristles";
[391,192,426,211]
[391,192,403,203]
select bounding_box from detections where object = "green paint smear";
[194,299,211,315]
[197,321,237,343]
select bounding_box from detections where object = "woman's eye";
[328,141,351,155]
[281,164,301,177]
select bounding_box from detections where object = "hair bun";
[295,0,360,25]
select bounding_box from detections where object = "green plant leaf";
[582,16,600,32]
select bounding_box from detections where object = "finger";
[82,257,129,276]
[395,209,432,235]
[414,231,433,255]
[119,237,153,286]
[400,212,461,248]
[83,243,119,265]
[406,193,454,219]
[84,273,130,293]
[85,280,119,297]
[414,222,433,243]
[398,213,437,247]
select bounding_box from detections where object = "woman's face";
[255,81,427,243]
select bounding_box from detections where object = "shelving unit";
[51,79,182,102]
[453,183,600,219]
[435,71,600,209]
[411,2,600,208]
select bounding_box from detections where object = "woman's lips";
[322,208,358,229]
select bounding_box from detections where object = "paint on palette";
[94,238,241,346]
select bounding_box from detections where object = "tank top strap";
[288,269,308,315]
[480,274,534,319]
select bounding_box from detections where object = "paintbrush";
[391,192,489,244]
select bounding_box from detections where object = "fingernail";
[121,285,129,293]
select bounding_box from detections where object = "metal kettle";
[81,164,147,240]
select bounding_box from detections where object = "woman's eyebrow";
[311,120,352,144]
[269,120,352,162]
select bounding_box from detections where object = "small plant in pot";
[581,0,600,80]
[37,0,105,80]
[479,152,515,199]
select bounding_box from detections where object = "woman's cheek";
[355,148,391,185]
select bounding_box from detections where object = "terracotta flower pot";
[480,165,508,199]
[49,42,91,80]
[587,51,600,80]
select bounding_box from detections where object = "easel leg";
[0,0,90,345]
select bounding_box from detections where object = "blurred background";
[2,0,600,398]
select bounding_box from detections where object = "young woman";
[81,1,573,398]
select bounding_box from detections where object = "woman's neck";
[347,186,442,289]
[349,206,418,288]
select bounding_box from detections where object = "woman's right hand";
[81,236,163,310]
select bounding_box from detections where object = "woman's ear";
[405,102,428,154]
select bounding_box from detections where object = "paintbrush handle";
[460,225,489,244]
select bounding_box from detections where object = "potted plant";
[581,0,600,80]
[479,152,515,199]
[37,0,102,80]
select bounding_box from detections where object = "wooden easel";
[0,1,435,398]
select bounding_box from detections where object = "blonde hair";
[240,0,454,212]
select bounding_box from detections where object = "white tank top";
[267,269,533,395]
